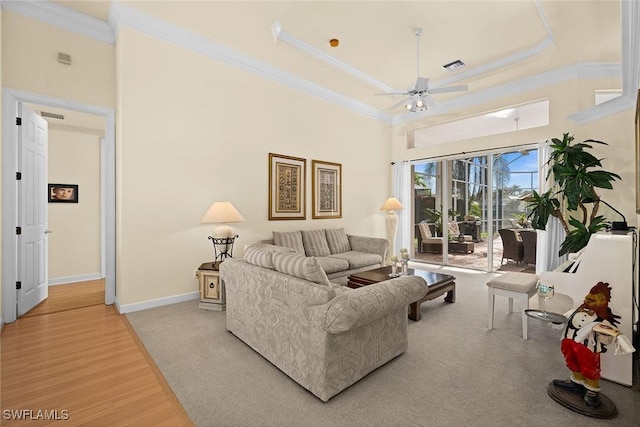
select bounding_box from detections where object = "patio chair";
[416,222,443,254]
[498,228,524,265]
[518,229,537,265]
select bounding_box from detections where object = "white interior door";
[17,103,49,316]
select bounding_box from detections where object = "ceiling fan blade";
[389,97,412,110]
[428,84,468,94]
[415,77,429,91]
[424,95,442,109]
[374,92,410,96]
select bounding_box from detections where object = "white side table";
[196,262,225,311]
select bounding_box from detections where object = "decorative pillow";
[448,222,461,236]
[252,243,295,253]
[243,245,275,269]
[273,231,305,255]
[325,228,351,254]
[418,222,432,239]
[272,252,330,286]
[301,230,331,257]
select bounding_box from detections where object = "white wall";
[115,27,391,306]
[48,126,101,281]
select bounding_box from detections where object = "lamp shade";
[201,202,246,224]
[380,197,404,211]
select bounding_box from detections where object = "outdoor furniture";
[416,222,443,253]
[519,229,537,265]
[487,272,539,339]
[498,228,524,265]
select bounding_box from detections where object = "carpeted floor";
[126,266,639,426]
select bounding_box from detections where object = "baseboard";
[115,291,199,314]
[49,273,102,286]
[0,314,5,334]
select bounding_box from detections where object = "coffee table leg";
[445,285,456,303]
[408,302,421,321]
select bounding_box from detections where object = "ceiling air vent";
[40,111,65,120]
[443,59,466,71]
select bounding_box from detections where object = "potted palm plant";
[524,133,621,256]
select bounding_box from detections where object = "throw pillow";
[273,231,305,255]
[301,230,331,257]
[243,245,276,269]
[418,222,432,239]
[325,228,351,254]
[272,252,330,286]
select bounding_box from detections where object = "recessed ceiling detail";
[2,0,635,126]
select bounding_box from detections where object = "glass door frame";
[410,143,538,273]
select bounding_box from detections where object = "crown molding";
[110,2,393,124]
[0,0,115,44]
[3,0,629,126]
[272,21,395,93]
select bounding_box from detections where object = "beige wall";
[115,27,391,305]
[392,79,636,228]
[48,127,101,280]
[1,12,115,108]
[0,7,3,320]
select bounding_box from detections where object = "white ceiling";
[17,1,627,127]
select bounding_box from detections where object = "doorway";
[1,88,116,323]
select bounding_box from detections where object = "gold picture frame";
[269,153,306,220]
[636,89,640,213]
[312,160,342,219]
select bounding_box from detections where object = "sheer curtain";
[536,141,567,274]
[392,161,411,254]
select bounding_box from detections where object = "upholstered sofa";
[261,228,388,284]
[220,244,429,402]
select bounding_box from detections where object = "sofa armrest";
[312,276,428,333]
[347,235,388,264]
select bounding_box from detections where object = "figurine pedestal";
[547,381,617,419]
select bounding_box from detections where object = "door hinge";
[16,117,22,126]
[16,226,22,235]
[16,172,22,180]
[16,281,22,290]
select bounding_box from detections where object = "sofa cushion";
[328,251,383,269]
[243,244,295,269]
[301,230,331,257]
[417,222,432,239]
[273,231,305,255]
[272,252,330,286]
[316,256,350,274]
[325,228,351,254]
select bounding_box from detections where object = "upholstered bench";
[487,272,539,340]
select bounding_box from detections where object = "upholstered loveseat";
[262,228,388,284]
[220,244,429,402]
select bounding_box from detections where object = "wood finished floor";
[1,282,193,426]
[22,279,105,318]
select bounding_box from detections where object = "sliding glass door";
[411,147,538,273]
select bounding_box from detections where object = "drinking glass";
[536,279,555,320]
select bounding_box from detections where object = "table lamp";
[200,201,246,264]
[380,197,404,264]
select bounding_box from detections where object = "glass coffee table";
[347,265,455,321]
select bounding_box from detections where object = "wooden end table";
[347,266,455,321]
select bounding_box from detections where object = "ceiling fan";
[377,28,468,112]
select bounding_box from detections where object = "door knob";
[44,230,52,234]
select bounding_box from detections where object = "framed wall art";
[48,184,78,203]
[312,160,342,219]
[269,153,306,220]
